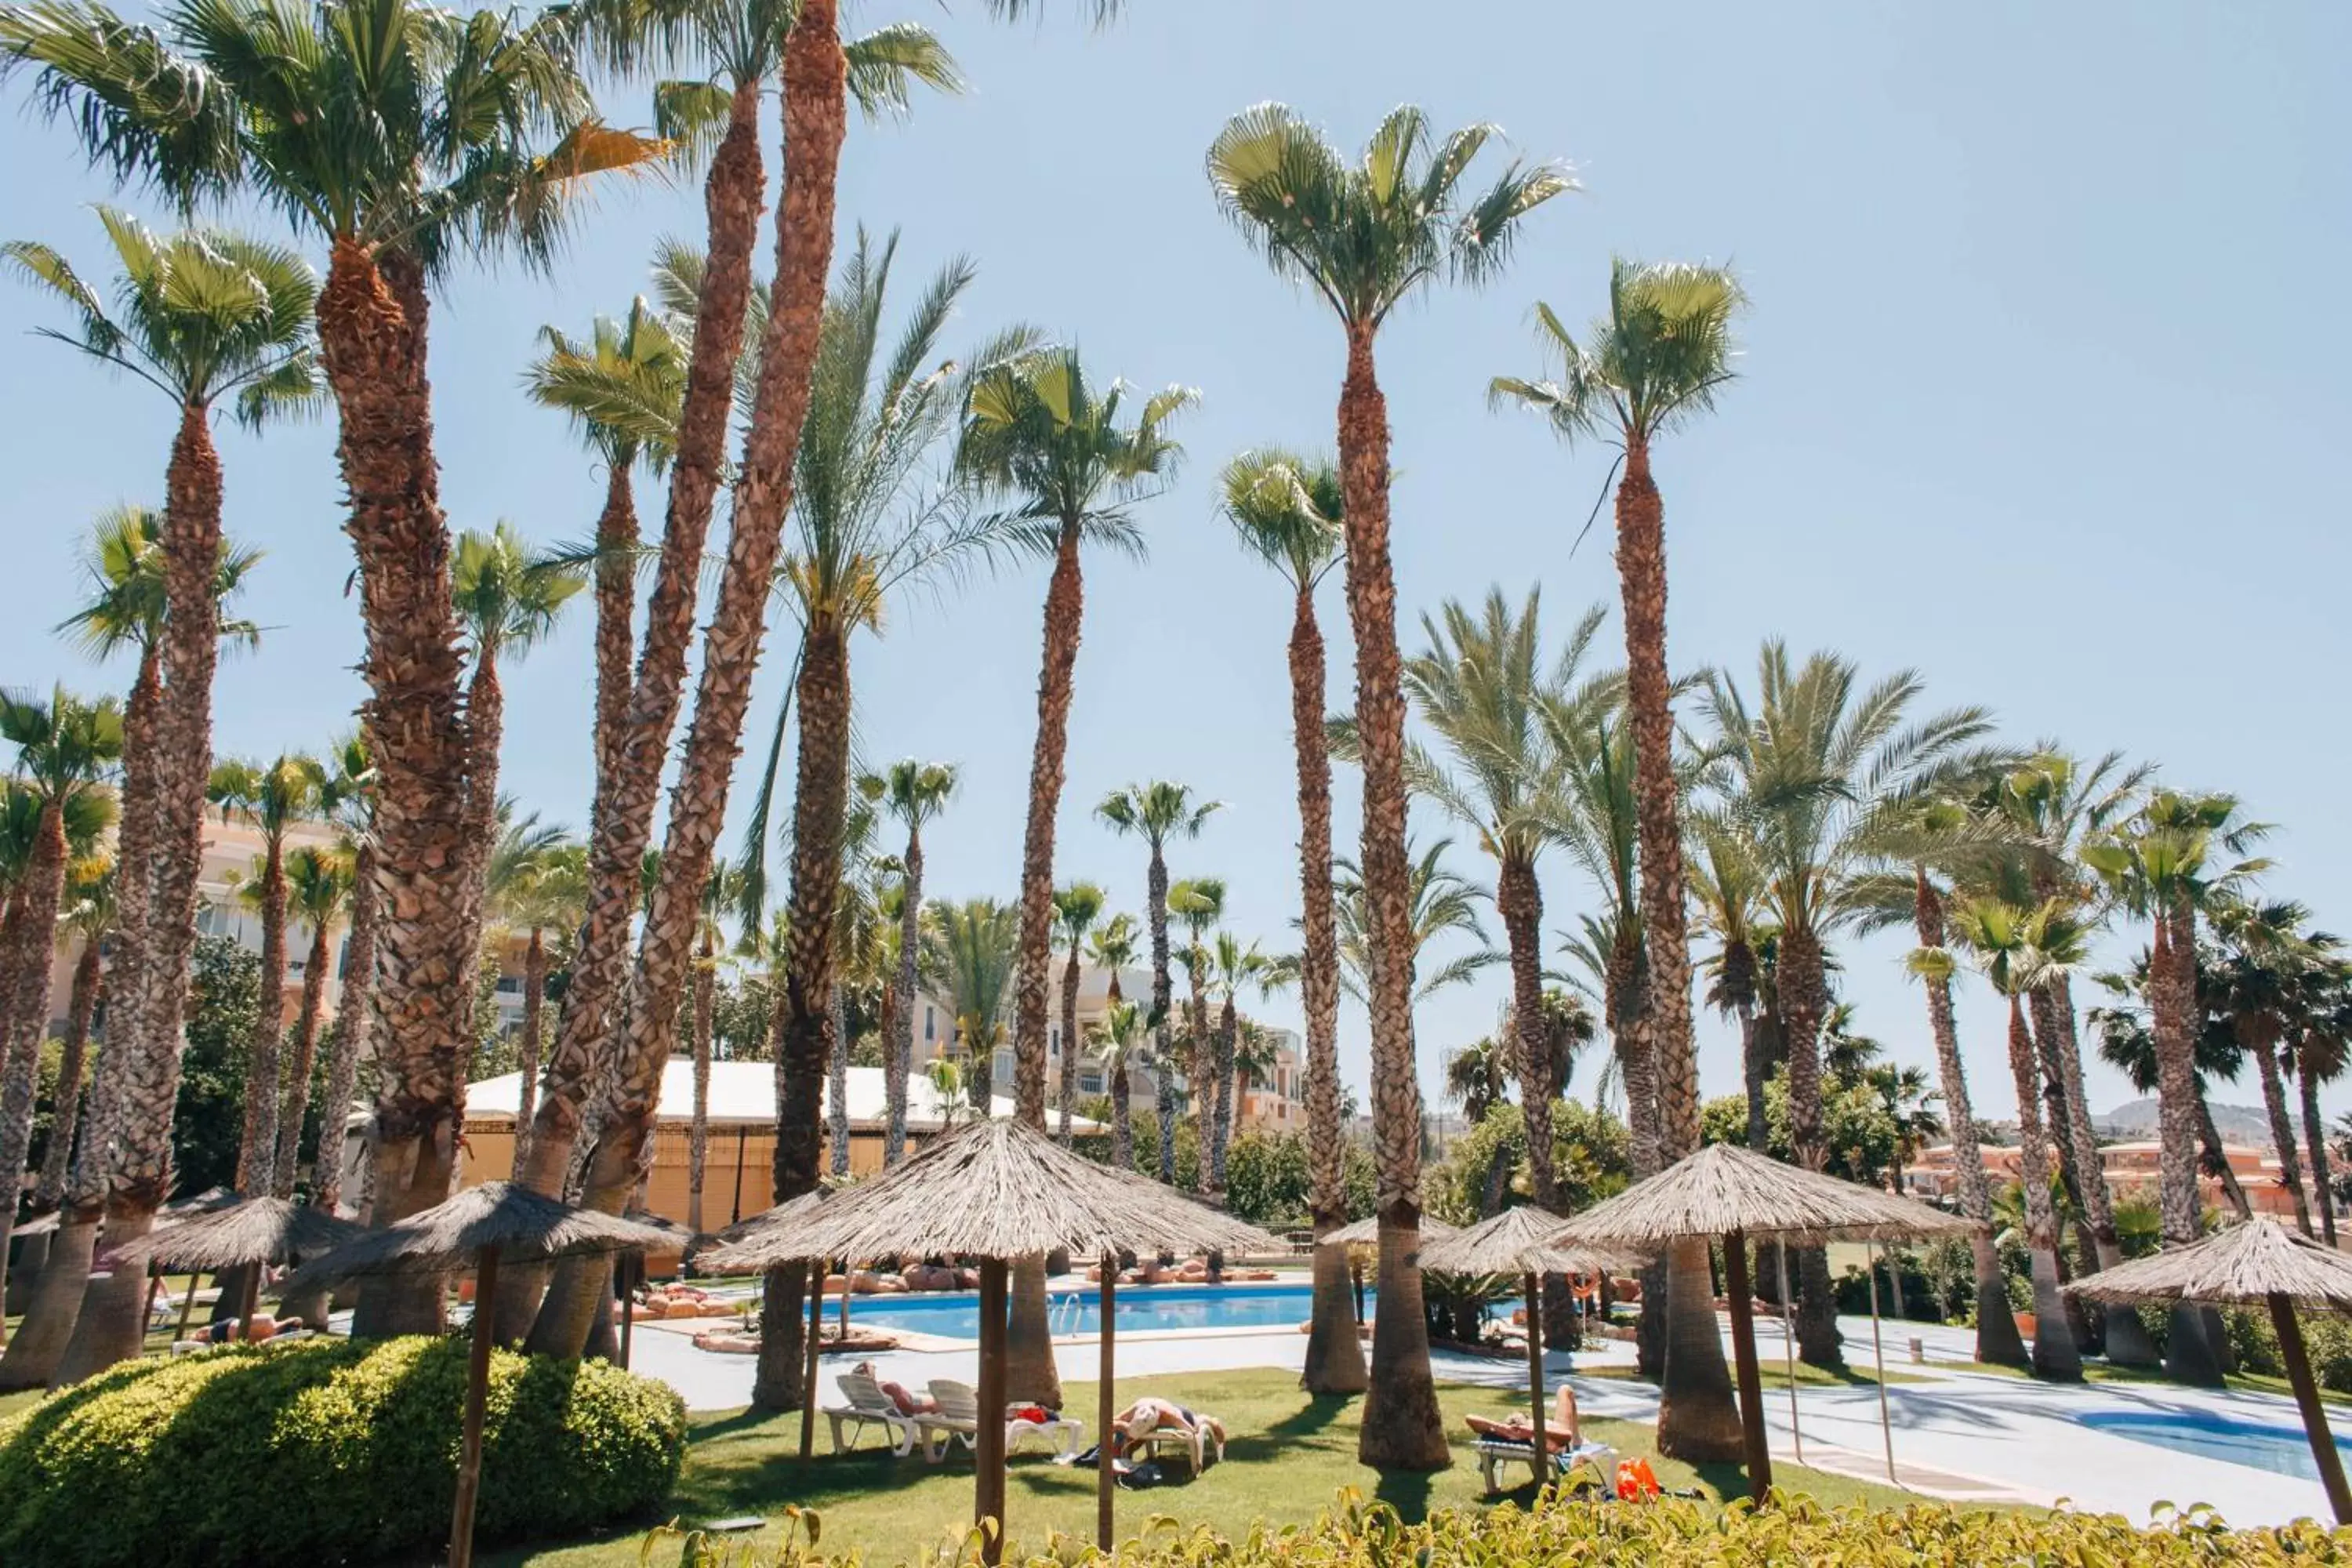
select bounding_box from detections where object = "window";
[1048,1026,1059,1058]
[924,1006,935,1042]
[993,1050,1014,1085]
[1080,1073,1104,1095]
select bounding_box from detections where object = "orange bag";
[1615,1457,1661,1501]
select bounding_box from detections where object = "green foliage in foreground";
[0,1336,685,1566]
[650,1488,2349,1568]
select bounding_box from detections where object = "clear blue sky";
[4,1,2348,1127]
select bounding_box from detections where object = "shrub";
[2226,1305,2352,1393]
[644,1486,2352,1567]
[0,1334,686,1567]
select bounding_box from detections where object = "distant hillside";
[2095,1097,2280,1145]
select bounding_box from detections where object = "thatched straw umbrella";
[274,1181,671,1568]
[1420,1207,1632,1475]
[114,1196,367,1338]
[1549,1142,1976,1501]
[85,1186,239,1337]
[2067,1217,2352,1523]
[702,1118,1275,1562]
[1322,1213,1454,1323]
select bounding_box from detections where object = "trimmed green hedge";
[0,1335,686,1566]
[655,1488,2352,1567]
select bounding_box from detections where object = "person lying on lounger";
[852,1360,936,1415]
[1464,1385,1581,1450]
[1109,1396,1227,1461]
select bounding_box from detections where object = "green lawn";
[1579,1358,1931,1388]
[492,1368,1930,1566]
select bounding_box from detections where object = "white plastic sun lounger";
[823,1369,920,1457]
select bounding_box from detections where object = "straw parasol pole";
[702,1119,1274,1563]
[1421,1207,1627,1480]
[1549,1142,1976,1502]
[2067,1216,2352,1524]
[274,1182,671,1568]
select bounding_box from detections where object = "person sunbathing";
[1464,1385,1581,1450]
[853,1359,935,1416]
[1109,1396,1227,1462]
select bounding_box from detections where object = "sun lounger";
[824,1369,920,1457]
[920,1380,1085,1463]
[1127,1413,1225,1476]
[1473,1434,1614,1495]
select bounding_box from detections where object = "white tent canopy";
[462,1061,1106,1136]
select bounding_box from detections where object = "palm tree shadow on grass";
[1370,1469,1437,1521]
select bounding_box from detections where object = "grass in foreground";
[493,1367,1927,1566]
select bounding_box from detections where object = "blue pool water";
[844,1283,1322,1340]
[2078,1410,2352,1482]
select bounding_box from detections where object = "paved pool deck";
[624,1294,2348,1532]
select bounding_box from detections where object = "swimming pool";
[2078,1410,2350,1482]
[844,1283,1323,1340]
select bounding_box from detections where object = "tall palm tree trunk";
[1496,856,1571,1345]
[1334,322,1446,1471]
[510,925,547,1177]
[234,842,289,1196]
[2037,959,2157,1362]
[314,843,377,1214]
[2151,902,2224,1385]
[688,939,713,1238]
[1776,923,1844,1370]
[519,85,767,1201]
[2027,989,2099,1352]
[50,401,227,1377]
[450,648,506,1091]
[0,804,71,1295]
[1145,848,1177,1185]
[1210,996,1238,1191]
[1002,516,1085,1409]
[271,919,334,1196]
[1911,873,2028,1367]
[592,462,638,791]
[30,938,101,1225]
[1290,584,1365,1393]
[1056,946,1080,1144]
[828,981,850,1176]
[1110,1056,1134,1167]
[316,244,473,1337]
[887,827,921,1165]
[2301,1052,2336,1247]
[1187,974,1212,1182]
[2004,996,2082,1380]
[2252,1033,2313,1236]
[1612,436,1741,1457]
[539,6,849,1374]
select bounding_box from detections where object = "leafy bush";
[0,1334,685,1566]
[2226,1305,2352,1394]
[644,1486,2352,1566]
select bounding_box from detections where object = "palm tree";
[512,0,958,1263]
[1494,258,1746,1454]
[270,844,353,1196]
[1217,447,1363,1391]
[452,522,581,922]
[524,298,688,796]
[1167,877,1227,1175]
[1944,896,2089,1381]
[27,856,114,1240]
[1443,1036,1511,1125]
[862,760,958,1166]
[1871,1063,1944,1201]
[207,752,325,1197]
[486,829,585,1177]
[2208,898,2328,1236]
[1331,839,1498,1007]
[924,899,1020,1106]
[1864,793,2033,1367]
[826,804,884,1178]
[1092,999,1146,1169]
[1209,931,1268,1189]
[1052,882,1106,1144]
[1096,782,1221,1185]
[1702,644,1995,1370]
[958,346,1192,1138]
[1232,1022,1279,1138]
[1211,99,1567,1470]
[1691,821,1769,1153]
[0,690,120,1297]
[1387,589,1609,1238]
[1,6,662,1336]
[0,209,308,1373]
[309,735,378,1218]
[2092,956,2256,1220]
[687,865,739,1234]
[2082,789,2269,1385]
[1982,751,2157,1357]
[2296,966,2350,1247]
